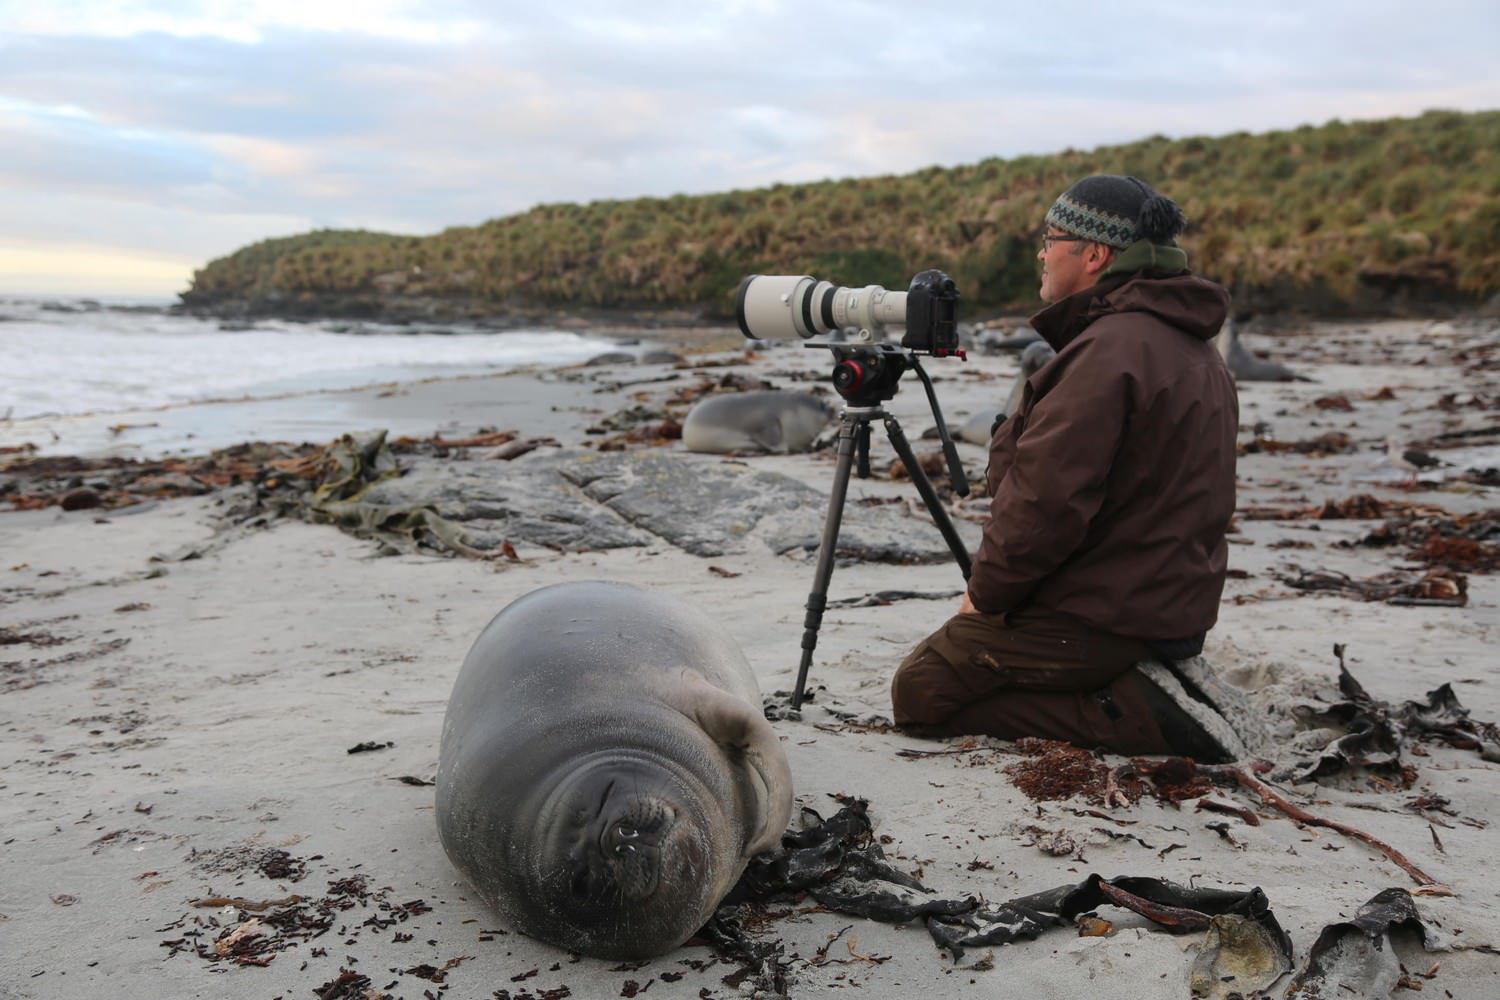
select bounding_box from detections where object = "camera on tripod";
[731,268,974,709]
[734,269,962,356]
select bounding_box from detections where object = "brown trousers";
[890,605,1178,755]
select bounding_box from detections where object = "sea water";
[0,297,623,422]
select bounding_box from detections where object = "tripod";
[790,354,974,709]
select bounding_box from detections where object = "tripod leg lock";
[801,593,827,650]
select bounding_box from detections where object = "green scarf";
[1104,239,1189,277]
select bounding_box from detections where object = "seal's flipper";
[746,414,786,452]
[675,674,794,856]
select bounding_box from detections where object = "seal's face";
[573,782,682,903]
[528,754,724,958]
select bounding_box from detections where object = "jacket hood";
[1104,239,1189,277]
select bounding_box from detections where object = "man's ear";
[1084,243,1116,275]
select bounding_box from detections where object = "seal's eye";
[616,825,639,840]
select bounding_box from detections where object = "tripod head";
[807,342,970,497]
[817,342,912,407]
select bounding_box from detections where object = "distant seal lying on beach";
[1216,318,1313,382]
[973,326,1044,353]
[681,390,835,454]
[435,580,794,959]
[952,339,1058,445]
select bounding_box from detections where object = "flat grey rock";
[348,456,651,551]
[341,447,975,563]
[558,450,972,562]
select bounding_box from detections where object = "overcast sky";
[2,0,1497,298]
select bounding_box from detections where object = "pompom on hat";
[1044,175,1187,250]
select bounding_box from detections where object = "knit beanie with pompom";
[1044,175,1186,249]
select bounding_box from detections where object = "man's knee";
[891,638,969,729]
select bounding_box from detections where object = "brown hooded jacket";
[967,242,1237,648]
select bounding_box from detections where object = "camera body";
[735,269,961,355]
[900,269,962,354]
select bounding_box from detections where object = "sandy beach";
[3,316,1499,999]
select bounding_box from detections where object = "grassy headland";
[180,109,1500,324]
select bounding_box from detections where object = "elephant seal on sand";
[681,390,835,454]
[435,580,794,960]
[1216,318,1312,382]
[952,339,1059,445]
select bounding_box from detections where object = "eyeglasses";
[1040,233,1088,252]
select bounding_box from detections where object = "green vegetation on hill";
[181,109,1500,320]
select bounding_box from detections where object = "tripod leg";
[792,416,862,709]
[883,413,973,578]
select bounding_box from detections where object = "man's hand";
[958,590,978,615]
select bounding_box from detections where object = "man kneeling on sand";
[891,174,1239,762]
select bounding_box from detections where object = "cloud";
[5,0,491,44]
[200,134,317,179]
